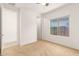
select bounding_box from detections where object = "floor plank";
[2,40,79,56]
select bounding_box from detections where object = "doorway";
[1,6,18,52]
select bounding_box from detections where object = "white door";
[2,7,18,49]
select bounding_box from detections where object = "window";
[50,16,69,37]
[50,19,58,35]
[58,16,69,36]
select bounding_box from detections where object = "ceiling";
[15,3,67,14]
[9,3,67,14]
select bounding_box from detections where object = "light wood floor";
[2,40,79,56]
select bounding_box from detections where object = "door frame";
[1,5,19,51]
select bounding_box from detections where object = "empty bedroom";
[0,3,79,56]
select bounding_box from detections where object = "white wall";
[19,8,38,45]
[2,7,18,49]
[42,4,79,50]
[37,16,42,40]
